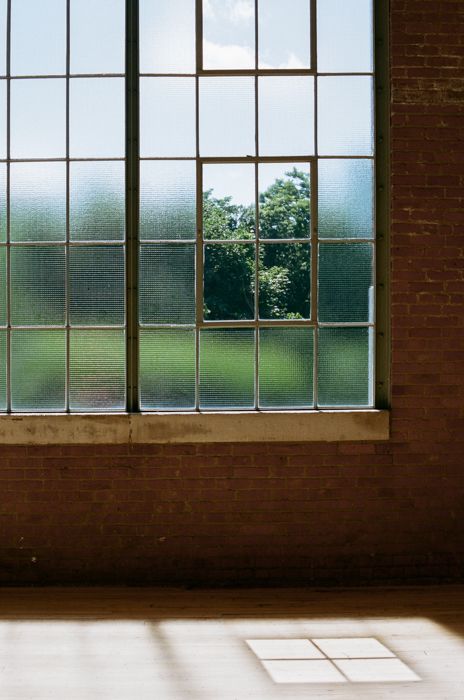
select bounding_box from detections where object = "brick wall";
[0,0,463,586]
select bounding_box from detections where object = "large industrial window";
[0,0,380,414]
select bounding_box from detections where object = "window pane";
[200,328,255,409]
[70,161,125,242]
[70,0,125,74]
[0,163,6,242]
[0,246,5,324]
[318,159,374,239]
[70,330,125,410]
[203,0,255,69]
[259,327,313,408]
[11,0,66,76]
[317,0,373,73]
[259,0,310,69]
[10,162,66,242]
[318,76,373,156]
[140,328,195,410]
[259,243,311,320]
[0,80,5,159]
[140,77,196,157]
[10,246,65,326]
[11,329,66,411]
[140,244,195,324]
[318,327,372,406]
[70,78,124,158]
[69,246,125,326]
[318,243,374,322]
[10,79,66,158]
[140,161,196,241]
[204,243,255,320]
[0,330,5,410]
[0,1,6,76]
[259,77,314,156]
[259,163,311,239]
[140,0,195,74]
[203,163,255,240]
[200,77,255,157]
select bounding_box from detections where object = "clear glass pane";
[11,329,66,411]
[0,1,6,76]
[318,76,374,156]
[140,244,195,324]
[70,78,124,158]
[11,0,66,76]
[140,161,196,241]
[318,243,374,322]
[259,243,310,319]
[203,0,255,69]
[140,77,196,157]
[317,0,373,73]
[200,328,255,409]
[318,327,372,406]
[69,246,125,326]
[259,163,311,239]
[10,162,66,242]
[259,77,314,156]
[0,330,5,409]
[0,246,5,324]
[318,159,374,239]
[0,80,5,159]
[204,243,255,320]
[203,163,255,240]
[10,246,65,326]
[140,328,196,410]
[70,0,125,74]
[0,163,6,241]
[10,78,66,158]
[259,0,310,68]
[259,327,313,408]
[140,0,195,74]
[70,161,125,241]
[70,330,125,410]
[200,77,255,157]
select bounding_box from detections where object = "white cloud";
[230,0,254,23]
[203,0,214,19]
[279,52,306,69]
[205,0,254,24]
[203,40,254,69]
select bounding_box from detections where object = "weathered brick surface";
[0,0,463,585]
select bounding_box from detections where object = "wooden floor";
[0,586,463,699]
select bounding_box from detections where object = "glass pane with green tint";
[259,77,314,156]
[203,0,254,69]
[203,163,255,240]
[259,243,310,320]
[318,76,373,157]
[317,0,373,73]
[11,0,66,76]
[70,0,125,74]
[0,163,6,241]
[140,328,195,410]
[70,78,124,158]
[11,329,65,411]
[0,81,5,160]
[318,243,374,322]
[204,243,255,321]
[199,77,255,157]
[200,328,255,409]
[259,0,310,69]
[70,330,125,410]
[140,77,196,157]
[0,330,5,410]
[140,0,195,74]
[259,327,313,408]
[140,244,195,324]
[70,161,125,241]
[0,246,5,325]
[140,161,196,241]
[69,246,125,326]
[10,79,66,159]
[318,327,372,407]
[259,163,311,239]
[318,159,374,239]
[10,162,66,242]
[10,246,65,326]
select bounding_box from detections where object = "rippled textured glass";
[259,0,310,69]
[0,246,5,325]
[259,327,313,408]
[10,162,66,242]
[318,76,374,156]
[140,0,195,74]
[203,0,254,69]
[259,243,311,320]
[70,161,125,241]
[0,330,5,410]
[69,246,125,326]
[0,164,5,242]
[11,330,66,411]
[318,327,373,407]
[140,77,195,157]
[200,329,255,409]
[70,78,124,158]
[140,161,196,241]
[11,0,66,75]
[71,0,124,74]
[318,159,374,239]
[259,163,311,239]
[318,243,374,322]
[259,77,314,156]
[10,246,65,326]
[10,79,66,158]
[317,0,373,73]
[203,163,255,240]
[69,330,125,410]
[200,77,255,157]
[204,243,255,321]
[0,1,6,76]
[0,81,5,160]
[140,244,195,324]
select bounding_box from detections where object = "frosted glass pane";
[259,77,314,156]
[10,79,66,158]
[0,80,5,159]
[140,244,195,324]
[318,0,373,73]
[318,243,373,322]
[11,162,66,242]
[71,0,124,74]
[200,77,255,157]
[0,163,6,241]
[140,0,195,73]
[69,246,125,326]
[0,246,5,324]
[140,328,195,410]
[259,327,313,408]
[204,243,255,320]
[259,0,310,69]
[0,330,5,409]
[70,78,124,157]
[70,330,125,410]
[10,246,65,325]
[11,330,65,411]
[319,159,374,239]
[318,76,373,156]
[318,327,372,406]
[203,163,255,240]
[11,0,66,76]
[259,243,310,319]
[200,329,255,409]
[259,163,311,239]
[203,0,254,69]
[70,161,125,241]
[140,77,196,157]
[140,161,196,241]
[0,1,6,76]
